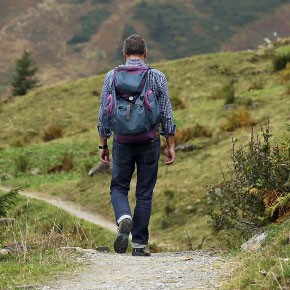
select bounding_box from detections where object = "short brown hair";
[122,34,147,56]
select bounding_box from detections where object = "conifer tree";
[11,50,39,96]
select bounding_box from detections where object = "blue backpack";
[101,65,161,142]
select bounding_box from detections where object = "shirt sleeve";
[154,71,176,136]
[97,71,114,138]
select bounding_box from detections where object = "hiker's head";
[122,34,147,60]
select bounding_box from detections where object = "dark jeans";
[110,137,161,245]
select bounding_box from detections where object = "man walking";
[98,34,175,256]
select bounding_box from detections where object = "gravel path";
[42,251,233,290]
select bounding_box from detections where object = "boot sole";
[114,234,129,253]
[114,219,132,254]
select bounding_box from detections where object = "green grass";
[0,44,289,251]
[0,252,76,290]
[225,220,290,289]
[0,191,114,289]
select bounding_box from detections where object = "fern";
[0,188,20,217]
[266,193,290,217]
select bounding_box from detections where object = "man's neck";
[126,54,145,61]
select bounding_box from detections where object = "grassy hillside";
[2,0,290,94]
[0,41,290,251]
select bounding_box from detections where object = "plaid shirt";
[97,59,176,138]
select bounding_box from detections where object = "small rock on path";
[42,251,232,290]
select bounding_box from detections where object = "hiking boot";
[132,247,151,257]
[114,218,132,254]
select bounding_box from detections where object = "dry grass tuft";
[220,108,255,132]
[48,154,74,173]
[43,124,64,142]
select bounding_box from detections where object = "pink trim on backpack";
[144,90,153,111]
[106,94,114,115]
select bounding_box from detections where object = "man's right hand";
[165,147,175,165]
[100,148,110,164]
[165,135,175,165]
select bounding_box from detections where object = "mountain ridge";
[1,0,290,95]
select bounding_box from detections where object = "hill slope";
[2,0,290,95]
[0,41,290,249]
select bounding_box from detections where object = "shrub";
[207,125,290,234]
[211,83,235,104]
[272,53,290,72]
[220,108,255,132]
[43,124,64,142]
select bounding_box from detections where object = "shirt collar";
[125,59,146,66]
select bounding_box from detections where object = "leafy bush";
[211,83,235,104]
[43,124,64,142]
[220,108,255,132]
[207,125,290,234]
[272,53,290,72]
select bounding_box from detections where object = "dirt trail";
[0,186,116,233]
